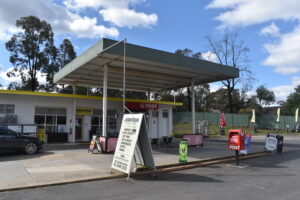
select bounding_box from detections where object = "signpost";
[111,113,155,179]
[265,134,278,151]
[88,135,102,153]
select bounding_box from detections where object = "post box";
[228,129,245,151]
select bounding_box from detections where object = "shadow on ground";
[133,171,223,183]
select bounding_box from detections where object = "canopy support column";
[102,65,108,138]
[147,90,151,101]
[72,84,76,143]
[191,80,195,134]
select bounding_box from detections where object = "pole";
[235,150,239,166]
[102,65,108,140]
[191,79,195,134]
[123,38,126,113]
[72,84,76,143]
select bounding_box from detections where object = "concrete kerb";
[0,151,271,193]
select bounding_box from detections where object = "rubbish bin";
[265,134,284,153]
[276,135,284,153]
[179,140,188,163]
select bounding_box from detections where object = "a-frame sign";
[111,113,155,178]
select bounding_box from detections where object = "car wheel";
[24,143,38,155]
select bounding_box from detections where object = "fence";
[173,112,297,130]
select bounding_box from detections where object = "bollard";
[179,140,188,163]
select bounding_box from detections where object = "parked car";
[0,127,44,155]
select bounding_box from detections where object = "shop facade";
[0,90,180,143]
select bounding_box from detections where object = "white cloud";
[270,76,300,101]
[64,0,157,28]
[209,83,223,92]
[0,67,47,86]
[100,8,157,28]
[0,64,4,71]
[201,51,218,62]
[69,16,119,38]
[260,23,280,37]
[206,0,300,29]
[262,26,300,74]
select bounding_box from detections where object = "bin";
[276,135,284,153]
[265,134,284,153]
[179,140,188,163]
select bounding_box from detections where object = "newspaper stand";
[228,129,245,165]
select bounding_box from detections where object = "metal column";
[191,80,195,134]
[72,84,76,143]
[102,65,108,138]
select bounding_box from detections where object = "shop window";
[34,115,45,124]
[152,111,158,118]
[0,104,15,114]
[35,107,46,115]
[57,108,66,115]
[46,116,56,125]
[34,107,67,134]
[46,108,56,115]
[93,109,102,115]
[91,109,116,134]
[163,111,169,118]
[57,116,66,124]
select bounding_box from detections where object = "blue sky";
[1,0,300,102]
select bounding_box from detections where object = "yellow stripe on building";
[0,89,183,106]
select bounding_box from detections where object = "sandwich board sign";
[111,113,155,176]
[265,134,278,151]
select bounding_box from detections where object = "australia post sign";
[125,102,159,111]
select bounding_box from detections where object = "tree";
[281,85,300,115]
[256,85,275,107]
[43,39,77,92]
[58,39,77,69]
[206,33,254,113]
[207,88,241,113]
[5,16,54,91]
[174,48,202,111]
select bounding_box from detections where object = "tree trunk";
[228,89,233,113]
[187,87,191,112]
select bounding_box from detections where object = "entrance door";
[150,111,159,139]
[75,118,82,140]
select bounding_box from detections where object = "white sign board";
[265,134,278,151]
[112,114,143,174]
[112,113,155,175]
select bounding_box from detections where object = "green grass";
[173,122,300,138]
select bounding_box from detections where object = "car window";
[0,128,7,134]
[0,128,16,138]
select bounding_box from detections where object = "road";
[1,145,300,200]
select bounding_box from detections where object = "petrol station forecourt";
[53,38,239,144]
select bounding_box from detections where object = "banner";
[250,109,256,123]
[276,108,280,122]
[296,108,299,123]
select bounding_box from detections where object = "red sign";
[125,102,159,111]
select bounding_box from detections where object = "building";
[0,90,180,143]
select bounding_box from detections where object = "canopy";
[53,38,239,91]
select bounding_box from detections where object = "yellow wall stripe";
[0,90,183,106]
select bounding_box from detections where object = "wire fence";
[173,112,297,130]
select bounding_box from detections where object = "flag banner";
[276,108,280,122]
[296,108,299,123]
[250,109,255,123]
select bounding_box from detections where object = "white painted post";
[102,65,108,138]
[191,80,195,134]
[147,90,151,101]
[72,84,76,143]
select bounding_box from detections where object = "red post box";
[228,129,245,151]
